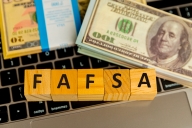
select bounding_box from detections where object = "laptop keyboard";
[0,0,191,125]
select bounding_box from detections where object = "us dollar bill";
[82,0,192,85]
[77,0,146,21]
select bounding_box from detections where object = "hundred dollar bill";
[77,0,146,21]
[78,0,192,87]
[0,0,41,59]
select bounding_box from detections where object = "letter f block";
[24,69,52,101]
[78,69,104,101]
[129,69,157,100]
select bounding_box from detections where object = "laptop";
[1,0,192,128]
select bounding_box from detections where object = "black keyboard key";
[11,85,26,102]
[36,62,53,69]
[28,102,46,117]
[18,66,35,83]
[119,66,130,69]
[74,46,80,55]
[164,9,179,15]
[72,56,90,69]
[3,58,20,68]
[71,101,105,109]
[1,69,18,86]
[90,58,109,68]
[0,56,1,69]
[39,51,56,62]
[180,6,192,18]
[57,48,74,58]
[0,88,10,105]
[54,59,72,69]
[148,1,191,9]
[21,54,38,65]
[47,101,70,113]
[0,106,8,123]
[161,79,183,90]
[9,102,27,121]
[107,67,119,69]
[156,78,161,92]
[0,39,2,53]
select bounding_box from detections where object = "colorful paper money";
[76,0,192,87]
[0,0,41,59]
[0,0,81,59]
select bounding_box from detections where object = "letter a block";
[78,69,104,101]
[104,69,131,101]
[129,69,157,100]
[51,69,78,101]
[24,69,52,101]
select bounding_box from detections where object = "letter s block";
[129,69,157,100]
[51,69,78,101]
[24,69,52,101]
[104,69,131,101]
[78,69,104,101]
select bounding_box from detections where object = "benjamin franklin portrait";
[147,17,192,70]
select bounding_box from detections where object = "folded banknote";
[76,0,192,87]
[0,0,81,59]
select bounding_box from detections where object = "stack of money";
[76,0,192,87]
[0,0,81,59]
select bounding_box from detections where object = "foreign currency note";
[0,0,41,59]
[82,0,192,83]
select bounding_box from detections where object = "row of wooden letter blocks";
[24,69,157,101]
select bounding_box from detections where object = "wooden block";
[51,69,78,101]
[24,69,52,101]
[104,69,131,101]
[129,69,157,100]
[78,69,104,101]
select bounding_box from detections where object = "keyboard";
[0,0,190,125]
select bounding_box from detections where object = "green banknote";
[77,0,192,87]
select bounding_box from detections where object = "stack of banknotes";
[76,0,192,87]
[0,0,81,59]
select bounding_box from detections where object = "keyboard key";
[21,54,38,65]
[164,9,179,15]
[36,62,53,69]
[18,66,35,83]
[0,39,2,53]
[28,102,46,117]
[11,85,26,102]
[3,58,20,68]
[0,88,11,105]
[57,47,74,58]
[54,59,72,69]
[0,56,2,69]
[180,6,192,18]
[0,106,8,123]
[119,66,130,69]
[71,101,105,109]
[9,102,27,121]
[47,101,70,113]
[74,46,80,55]
[1,69,18,86]
[90,57,109,68]
[39,51,56,62]
[72,56,90,69]
[161,79,183,90]
[156,78,162,92]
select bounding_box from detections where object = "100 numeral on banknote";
[83,0,192,79]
